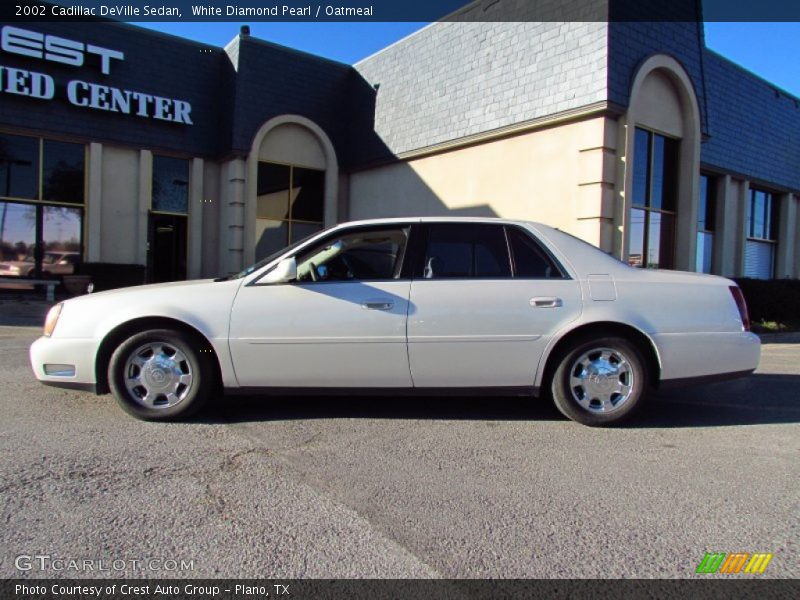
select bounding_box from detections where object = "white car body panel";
[229,280,412,387]
[31,279,242,388]
[407,278,582,387]
[30,217,760,397]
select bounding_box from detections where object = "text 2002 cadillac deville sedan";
[30,218,760,426]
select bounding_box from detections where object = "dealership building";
[0,0,798,285]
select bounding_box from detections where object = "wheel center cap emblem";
[146,367,170,388]
[589,366,616,392]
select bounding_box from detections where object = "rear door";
[407,223,582,388]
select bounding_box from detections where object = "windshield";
[227,230,325,280]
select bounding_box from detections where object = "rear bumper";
[29,336,98,390]
[658,368,755,390]
[654,331,760,383]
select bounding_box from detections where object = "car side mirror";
[260,257,297,284]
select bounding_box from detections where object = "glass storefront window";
[0,134,85,281]
[628,128,678,270]
[42,206,82,276]
[0,202,37,277]
[256,163,291,220]
[290,167,325,222]
[152,155,189,214]
[744,187,779,279]
[256,161,324,261]
[0,133,39,200]
[696,174,716,273]
[255,220,289,262]
[43,140,85,204]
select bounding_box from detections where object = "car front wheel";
[108,328,213,421]
[551,336,647,426]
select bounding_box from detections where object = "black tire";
[108,328,214,421]
[550,336,647,426]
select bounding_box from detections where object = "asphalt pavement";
[0,320,797,579]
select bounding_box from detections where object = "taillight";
[729,286,750,331]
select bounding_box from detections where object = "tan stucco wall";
[348,116,613,247]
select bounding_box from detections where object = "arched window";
[255,161,324,259]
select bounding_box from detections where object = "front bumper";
[29,336,99,390]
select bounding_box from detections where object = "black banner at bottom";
[2,579,799,600]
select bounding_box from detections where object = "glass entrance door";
[148,213,187,283]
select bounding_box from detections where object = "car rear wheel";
[108,328,213,421]
[551,336,647,426]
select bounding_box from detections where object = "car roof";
[336,216,540,228]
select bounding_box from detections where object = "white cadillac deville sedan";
[30,218,760,426]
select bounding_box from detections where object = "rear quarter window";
[507,226,566,279]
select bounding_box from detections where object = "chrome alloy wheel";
[568,347,634,413]
[123,342,193,409]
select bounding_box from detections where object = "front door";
[148,213,187,283]
[407,223,582,388]
[229,225,414,388]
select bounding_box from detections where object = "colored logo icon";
[696,552,773,574]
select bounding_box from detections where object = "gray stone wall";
[701,50,800,192]
[355,20,609,157]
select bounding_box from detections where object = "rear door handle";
[362,300,394,311]
[530,296,563,308]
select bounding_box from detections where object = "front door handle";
[362,300,394,311]
[530,296,563,308]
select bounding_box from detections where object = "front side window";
[423,224,511,279]
[295,227,408,282]
[696,174,716,273]
[744,188,779,279]
[0,133,84,279]
[629,128,678,269]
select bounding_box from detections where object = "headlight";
[43,303,63,337]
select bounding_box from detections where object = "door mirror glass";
[260,257,297,284]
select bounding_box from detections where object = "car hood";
[79,278,224,299]
[53,278,243,339]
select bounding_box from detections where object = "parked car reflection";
[0,251,79,278]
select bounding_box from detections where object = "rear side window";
[423,224,511,279]
[507,226,564,279]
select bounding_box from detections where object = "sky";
[138,22,800,96]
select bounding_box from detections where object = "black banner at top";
[2,0,800,22]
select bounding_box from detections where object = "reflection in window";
[43,141,85,204]
[152,156,189,214]
[43,206,82,276]
[256,162,324,260]
[628,128,678,269]
[0,134,85,280]
[0,202,36,276]
[0,133,38,200]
